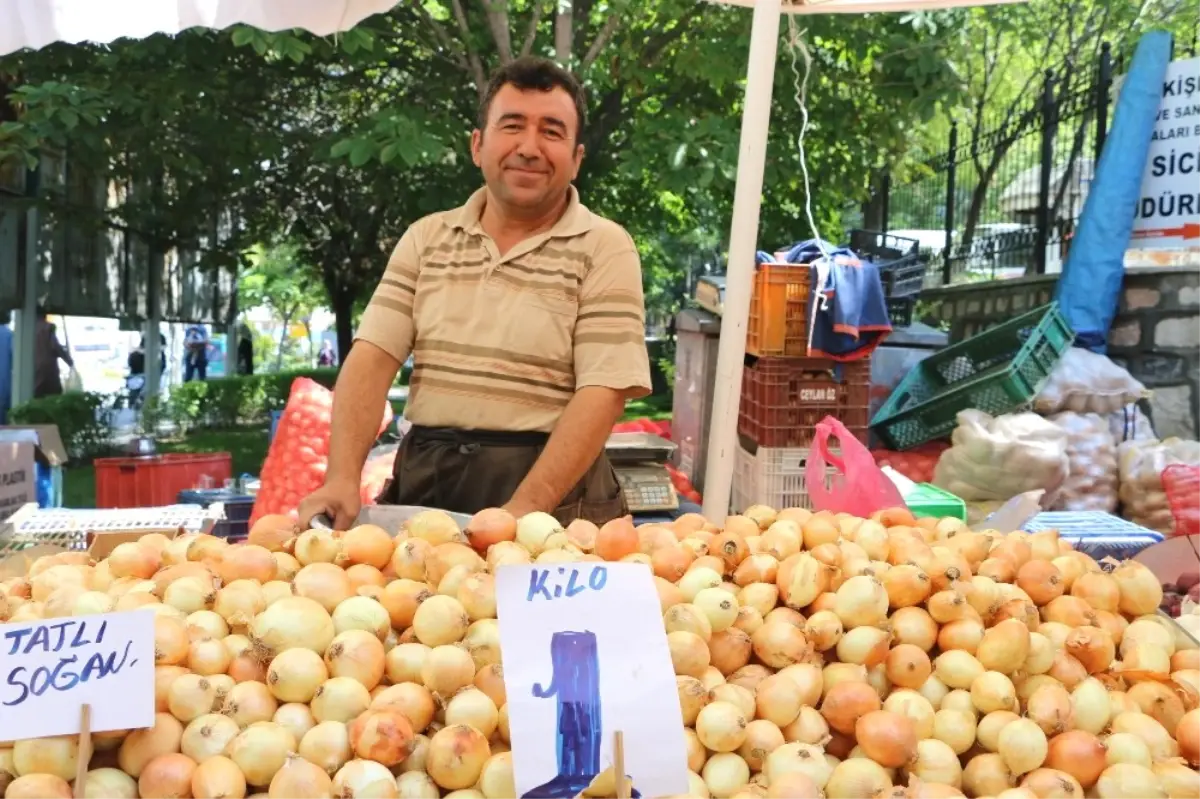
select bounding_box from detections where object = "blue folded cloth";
[808,261,892,361]
[756,240,860,266]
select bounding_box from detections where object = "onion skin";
[248,515,299,553]
[465,509,518,554]
[855,710,918,768]
[821,680,882,735]
[137,753,197,799]
[5,775,72,799]
[1045,730,1107,787]
[1178,708,1200,766]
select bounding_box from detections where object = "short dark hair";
[477,56,587,140]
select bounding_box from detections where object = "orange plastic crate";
[746,262,812,357]
[95,453,232,509]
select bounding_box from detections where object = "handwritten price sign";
[0,610,155,742]
[496,563,688,799]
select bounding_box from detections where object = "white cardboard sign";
[1132,56,1200,248]
[495,563,688,799]
[0,610,156,742]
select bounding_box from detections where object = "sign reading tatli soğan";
[0,610,155,741]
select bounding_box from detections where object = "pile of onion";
[0,502,1196,799]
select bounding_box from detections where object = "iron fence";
[884,38,1194,287]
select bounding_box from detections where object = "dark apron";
[379,426,628,526]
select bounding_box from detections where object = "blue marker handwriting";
[1,619,139,706]
[526,566,608,602]
[5,619,108,655]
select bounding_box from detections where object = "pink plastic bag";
[805,416,907,517]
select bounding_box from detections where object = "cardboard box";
[0,443,35,521]
[0,425,68,515]
[0,425,68,467]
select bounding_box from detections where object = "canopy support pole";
[12,166,41,408]
[145,248,162,400]
[701,0,782,521]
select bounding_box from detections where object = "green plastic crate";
[906,483,966,521]
[870,302,1074,450]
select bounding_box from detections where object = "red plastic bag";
[806,416,906,517]
[251,378,394,524]
[1163,464,1200,537]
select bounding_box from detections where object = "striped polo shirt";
[355,186,652,433]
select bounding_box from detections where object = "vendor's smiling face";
[471,83,584,212]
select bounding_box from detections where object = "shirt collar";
[445,184,593,238]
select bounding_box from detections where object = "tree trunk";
[276,308,294,371]
[860,171,888,231]
[960,159,1001,259]
[331,289,355,364]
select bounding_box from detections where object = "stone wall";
[922,266,1200,440]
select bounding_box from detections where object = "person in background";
[237,324,254,376]
[183,324,209,382]
[0,311,11,424]
[128,334,167,376]
[33,307,73,398]
[317,340,337,368]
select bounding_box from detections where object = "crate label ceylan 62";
[798,387,838,403]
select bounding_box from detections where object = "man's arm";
[505,386,625,516]
[326,224,423,485]
[505,230,652,516]
[326,342,403,484]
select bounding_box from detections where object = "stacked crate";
[848,229,925,328]
[732,260,873,512]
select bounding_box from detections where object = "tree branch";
[449,0,489,92]
[520,0,549,57]
[640,4,703,66]
[481,0,514,63]
[555,1,573,65]
[405,3,472,75]
[580,15,620,74]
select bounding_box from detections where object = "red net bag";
[871,442,950,484]
[251,378,394,524]
[1162,464,1200,537]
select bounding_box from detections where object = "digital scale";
[605,432,680,514]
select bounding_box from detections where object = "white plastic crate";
[0,503,220,555]
[731,441,836,513]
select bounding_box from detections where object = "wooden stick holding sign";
[613,732,629,799]
[73,705,92,799]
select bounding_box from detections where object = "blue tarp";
[1054,31,1173,353]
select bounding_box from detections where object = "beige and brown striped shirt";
[355,186,651,432]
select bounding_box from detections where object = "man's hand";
[298,477,362,531]
[501,499,541,521]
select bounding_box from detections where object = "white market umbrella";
[701,0,1022,521]
[0,0,400,56]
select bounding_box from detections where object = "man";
[237,324,255,376]
[128,334,167,376]
[183,324,209,382]
[299,57,650,530]
[33,307,73,398]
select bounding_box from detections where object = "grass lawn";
[63,393,674,508]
